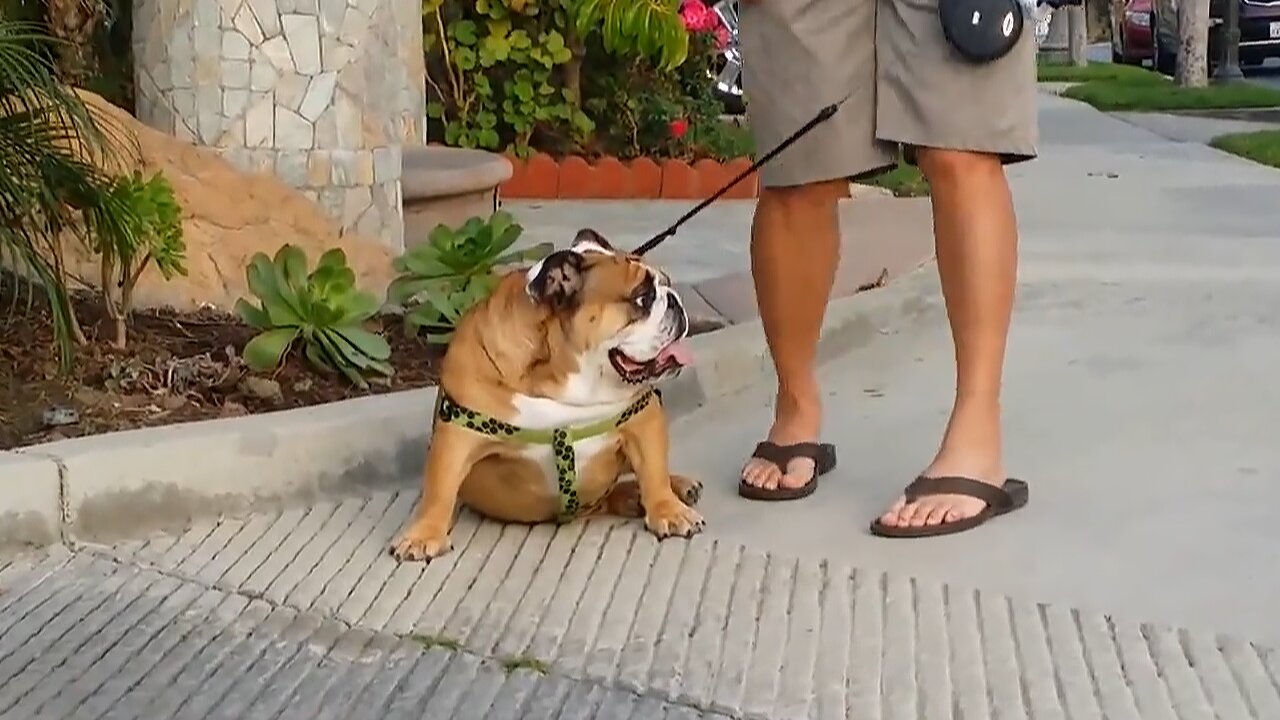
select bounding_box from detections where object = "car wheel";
[706,0,745,115]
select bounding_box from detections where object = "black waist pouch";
[938,0,1025,63]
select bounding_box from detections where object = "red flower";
[669,118,690,139]
[714,25,731,49]
[679,0,721,32]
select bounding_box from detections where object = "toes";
[923,504,950,527]
[389,530,451,563]
[742,460,781,490]
[876,492,994,531]
[906,501,934,527]
[878,497,908,526]
[645,501,705,539]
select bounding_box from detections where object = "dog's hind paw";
[671,474,702,507]
[644,499,704,539]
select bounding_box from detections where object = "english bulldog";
[390,229,703,562]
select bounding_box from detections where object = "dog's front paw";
[644,499,704,539]
[389,524,452,562]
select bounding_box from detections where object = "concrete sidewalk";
[3,496,1278,720]
[1110,109,1280,146]
[678,92,1280,648]
[4,93,1280,719]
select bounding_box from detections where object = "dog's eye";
[631,280,656,312]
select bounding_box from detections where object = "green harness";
[436,389,658,522]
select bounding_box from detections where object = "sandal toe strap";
[752,441,837,475]
[904,476,1013,511]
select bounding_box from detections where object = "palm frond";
[0,18,140,367]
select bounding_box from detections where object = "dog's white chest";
[516,434,615,482]
[511,394,630,489]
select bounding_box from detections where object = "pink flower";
[679,1,721,32]
[669,118,690,139]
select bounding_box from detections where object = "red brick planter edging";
[500,154,758,200]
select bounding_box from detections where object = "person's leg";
[876,147,1018,528]
[868,0,1036,532]
[739,179,847,491]
[734,0,891,494]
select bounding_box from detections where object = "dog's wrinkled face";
[525,229,691,385]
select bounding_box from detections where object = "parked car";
[1152,0,1280,74]
[1111,0,1155,65]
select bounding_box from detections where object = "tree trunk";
[1067,5,1088,66]
[44,0,105,85]
[1176,0,1209,87]
[563,26,585,108]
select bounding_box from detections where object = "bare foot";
[878,404,1004,529]
[740,389,822,491]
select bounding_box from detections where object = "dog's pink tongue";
[658,341,693,366]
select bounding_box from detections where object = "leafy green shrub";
[82,170,186,348]
[388,210,551,342]
[234,245,393,389]
[584,30,751,161]
[424,0,689,157]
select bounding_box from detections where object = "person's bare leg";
[878,148,1017,527]
[740,179,847,490]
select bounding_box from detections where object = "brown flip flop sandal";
[738,441,838,501]
[869,476,1029,538]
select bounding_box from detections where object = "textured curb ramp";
[3,491,1280,720]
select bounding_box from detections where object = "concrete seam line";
[51,453,71,548]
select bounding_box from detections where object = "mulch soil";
[2,276,726,451]
[1,276,443,451]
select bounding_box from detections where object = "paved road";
[1089,38,1280,91]
[4,93,1280,719]
[1245,59,1280,90]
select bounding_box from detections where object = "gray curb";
[0,452,62,547]
[1,264,935,549]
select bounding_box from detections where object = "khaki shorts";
[740,0,1039,188]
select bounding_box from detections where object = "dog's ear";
[525,249,586,311]
[569,228,615,255]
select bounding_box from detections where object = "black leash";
[633,92,852,257]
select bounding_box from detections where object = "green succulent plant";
[234,244,393,389]
[387,210,552,342]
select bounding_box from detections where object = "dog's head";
[525,229,691,386]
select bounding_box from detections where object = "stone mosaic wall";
[133,0,426,249]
